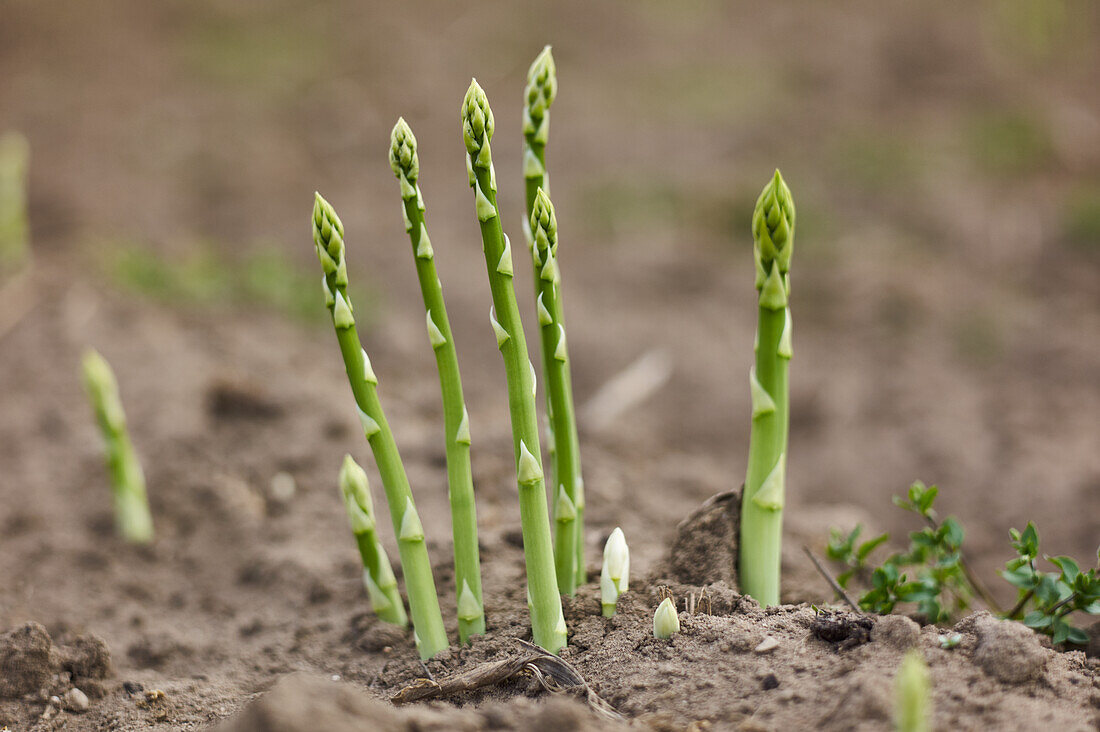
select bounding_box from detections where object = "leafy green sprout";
[828,482,978,623]
[1001,522,1100,646]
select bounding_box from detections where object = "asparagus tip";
[653,597,680,639]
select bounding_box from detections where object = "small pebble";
[754,636,779,654]
[330,674,340,682]
[269,472,296,503]
[64,687,90,712]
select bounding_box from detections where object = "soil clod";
[810,610,874,650]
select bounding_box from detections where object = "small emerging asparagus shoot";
[653,597,680,639]
[390,119,485,643]
[600,527,629,617]
[530,188,585,593]
[739,170,796,607]
[0,132,31,275]
[313,193,448,659]
[895,650,930,732]
[338,455,408,627]
[462,80,565,653]
[80,349,153,544]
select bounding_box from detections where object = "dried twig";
[391,640,622,721]
[802,545,861,614]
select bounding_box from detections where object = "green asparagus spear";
[739,170,795,607]
[530,188,585,593]
[313,192,448,659]
[895,650,930,732]
[0,132,30,275]
[461,79,566,653]
[338,455,409,627]
[80,349,153,544]
[390,118,485,643]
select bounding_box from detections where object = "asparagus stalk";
[338,455,408,627]
[521,49,589,587]
[895,650,930,732]
[80,349,153,544]
[461,80,566,653]
[600,527,629,617]
[312,193,448,659]
[0,132,30,275]
[653,597,680,639]
[389,119,485,643]
[738,170,795,607]
[530,188,585,593]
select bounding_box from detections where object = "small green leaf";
[1066,626,1090,645]
[857,533,889,561]
[1023,611,1051,628]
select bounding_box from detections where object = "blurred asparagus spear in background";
[600,527,629,616]
[462,79,566,653]
[895,650,930,732]
[338,455,408,627]
[313,192,448,659]
[390,119,485,643]
[81,349,153,544]
[0,132,31,276]
[530,188,585,593]
[739,170,795,607]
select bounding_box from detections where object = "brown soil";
[3,0,1100,730]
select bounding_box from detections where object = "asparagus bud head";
[461,79,495,156]
[338,454,375,534]
[389,118,420,184]
[523,46,557,141]
[751,169,795,285]
[600,527,630,616]
[313,192,346,276]
[653,597,680,639]
[82,349,125,430]
[895,650,930,732]
[530,187,558,265]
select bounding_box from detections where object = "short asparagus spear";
[390,118,486,643]
[80,349,153,544]
[653,597,680,639]
[530,188,585,593]
[313,193,448,659]
[0,132,31,275]
[338,455,408,627]
[600,527,629,617]
[739,170,795,607]
[895,650,930,732]
[461,80,566,653]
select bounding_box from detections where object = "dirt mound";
[215,673,616,732]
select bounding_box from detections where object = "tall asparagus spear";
[461,80,566,653]
[389,119,485,643]
[312,193,448,659]
[530,188,585,593]
[81,349,154,544]
[338,455,408,627]
[739,170,795,607]
[522,46,556,249]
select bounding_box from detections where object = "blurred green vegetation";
[95,239,340,324]
[965,110,1053,176]
[1063,182,1100,250]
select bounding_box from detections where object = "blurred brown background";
[2,0,1099,602]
